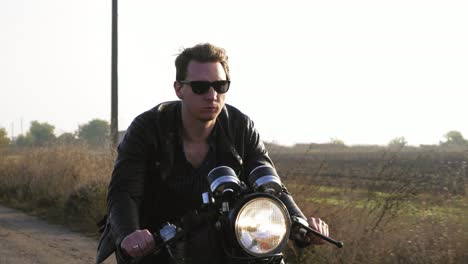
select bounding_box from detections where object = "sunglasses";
[179,80,230,95]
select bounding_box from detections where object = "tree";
[329,137,345,146]
[442,130,467,146]
[78,119,110,147]
[28,121,56,146]
[388,136,407,150]
[0,127,10,147]
[15,134,33,147]
[57,132,77,145]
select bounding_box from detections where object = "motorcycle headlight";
[234,197,290,256]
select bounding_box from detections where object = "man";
[97,43,329,264]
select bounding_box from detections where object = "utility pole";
[111,0,119,148]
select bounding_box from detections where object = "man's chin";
[197,113,219,122]
[198,116,217,122]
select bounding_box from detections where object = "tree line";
[268,131,468,153]
[385,131,468,150]
[1,122,467,150]
[0,119,110,148]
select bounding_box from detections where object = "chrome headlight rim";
[231,194,291,257]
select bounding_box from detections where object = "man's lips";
[203,106,218,112]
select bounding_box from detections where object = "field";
[0,144,467,263]
[269,148,467,263]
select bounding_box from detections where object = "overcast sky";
[1,0,467,146]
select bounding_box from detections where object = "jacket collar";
[159,101,242,179]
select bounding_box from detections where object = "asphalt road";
[0,204,116,264]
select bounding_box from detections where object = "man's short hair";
[175,43,230,81]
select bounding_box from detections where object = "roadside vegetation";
[0,144,113,235]
[272,149,467,263]
[0,123,467,263]
[0,119,112,234]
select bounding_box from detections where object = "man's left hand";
[306,217,329,245]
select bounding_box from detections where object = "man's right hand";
[120,229,156,258]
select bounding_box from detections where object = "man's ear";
[174,81,183,99]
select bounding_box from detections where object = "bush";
[64,182,108,228]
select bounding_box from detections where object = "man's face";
[175,61,227,122]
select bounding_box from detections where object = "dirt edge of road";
[0,204,116,264]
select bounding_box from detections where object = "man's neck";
[181,108,215,143]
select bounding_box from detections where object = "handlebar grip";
[292,216,344,248]
[301,224,344,248]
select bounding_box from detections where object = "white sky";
[1,0,467,146]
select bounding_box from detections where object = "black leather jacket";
[97,101,306,263]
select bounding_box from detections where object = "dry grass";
[282,180,468,264]
[0,145,113,234]
[0,145,467,263]
[273,150,468,264]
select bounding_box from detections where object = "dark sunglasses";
[179,80,230,95]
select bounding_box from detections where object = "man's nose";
[204,86,218,100]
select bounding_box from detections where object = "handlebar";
[291,216,344,248]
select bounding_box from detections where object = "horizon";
[4,116,463,148]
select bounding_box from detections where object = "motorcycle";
[129,165,343,264]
